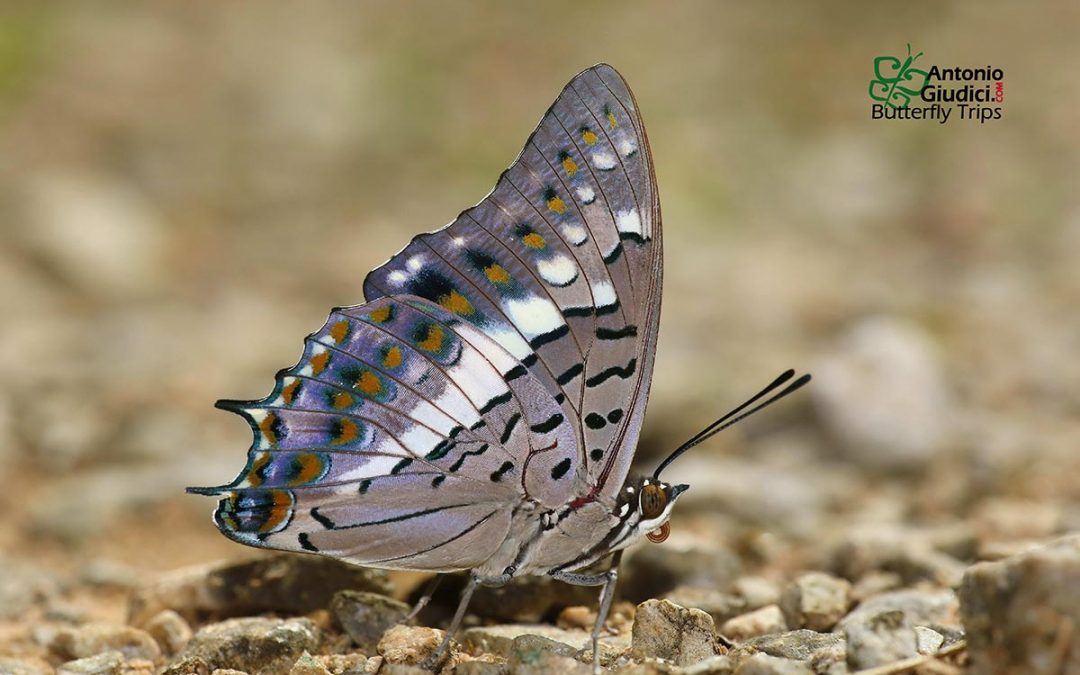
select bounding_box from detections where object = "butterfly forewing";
[364,64,661,500]
[196,64,661,570]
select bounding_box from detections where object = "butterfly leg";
[422,571,512,671]
[550,550,623,674]
[405,574,443,622]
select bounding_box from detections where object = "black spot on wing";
[596,325,638,340]
[585,359,637,388]
[585,412,606,429]
[479,391,513,415]
[490,461,514,482]
[528,324,570,349]
[299,533,318,551]
[530,413,565,434]
[551,457,573,480]
[556,363,584,386]
[310,507,335,529]
[500,414,521,444]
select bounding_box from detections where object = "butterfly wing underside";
[191,64,661,571]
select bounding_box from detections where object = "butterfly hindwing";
[195,64,661,570]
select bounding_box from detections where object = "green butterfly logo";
[870,44,930,109]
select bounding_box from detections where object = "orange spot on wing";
[484,264,511,285]
[259,412,281,445]
[356,370,382,396]
[562,156,578,177]
[368,305,393,323]
[331,391,354,409]
[258,490,294,533]
[332,418,359,445]
[310,351,330,376]
[383,346,402,368]
[247,453,271,487]
[281,379,301,405]
[439,290,474,316]
[288,452,326,486]
[547,196,567,215]
[417,325,445,353]
[582,129,598,145]
[329,319,350,343]
[607,112,618,129]
[523,232,546,249]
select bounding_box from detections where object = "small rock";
[461,624,627,662]
[913,626,944,655]
[960,534,1080,675]
[319,654,370,674]
[0,658,51,675]
[733,653,812,675]
[165,617,321,675]
[290,651,332,675]
[683,656,738,674]
[56,651,125,675]
[50,623,161,662]
[129,554,391,626]
[80,559,142,589]
[556,605,596,631]
[622,546,742,603]
[840,589,960,630]
[509,634,590,674]
[0,556,61,619]
[330,590,409,653]
[631,599,721,666]
[720,605,787,641]
[665,586,748,626]
[828,526,966,587]
[731,577,781,611]
[452,660,506,675]
[735,631,845,663]
[838,588,959,669]
[850,571,902,602]
[842,609,917,669]
[779,572,850,631]
[377,625,444,666]
[144,609,192,655]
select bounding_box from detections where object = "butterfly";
[189,64,810,672]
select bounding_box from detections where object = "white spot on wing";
[537,255,578,287]
[398,425,444,455]
[592,151,617,170]
[562,224,588,245]
[406,256,424,272]
[450,348,510,406]
[591,281,617,308]
[504,297,564,337]
[486,326,533,360]
[388,270,407,284]
[615,209,642,235]
[576,186,596,204]
[618,137,638,157]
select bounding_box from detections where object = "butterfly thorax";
[475,476,687,579]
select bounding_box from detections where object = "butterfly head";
[618,477,688,546]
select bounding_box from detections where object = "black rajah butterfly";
[189,64,810,672]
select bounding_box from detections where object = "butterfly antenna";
[652,370,812,479]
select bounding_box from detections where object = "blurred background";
[1,0,1078,622]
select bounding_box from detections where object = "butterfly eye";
[640,483,667,519]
